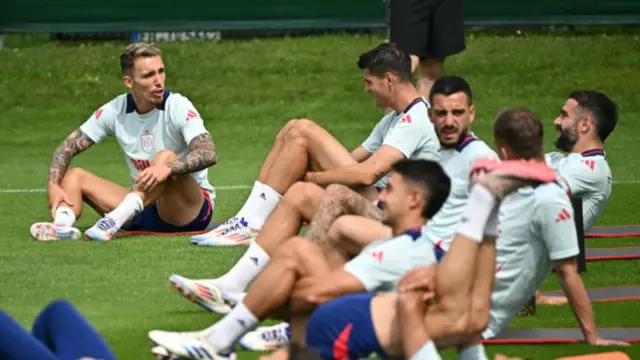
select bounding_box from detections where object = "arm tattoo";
[168,133,218,175]
[49,129,95,184]
[305,184,382,247]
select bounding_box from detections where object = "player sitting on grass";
[189,42,440,247]
[538,90,617,305]
[148,159,451,360]
[297,107,627,360]
[168,76,493,321]
[545,90,617,232]
[223,75,499,351]
[30,42,218,242]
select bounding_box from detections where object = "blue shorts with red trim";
[306,293,386,360]
[123,189,214,233]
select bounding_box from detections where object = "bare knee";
[63,167,87,182]
[283,119,318,143]
[151,150,178,165]
[283,181,322,211]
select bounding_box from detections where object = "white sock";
[106,193,143,229]
[456,184,497,243]
[409,340,442,360]
[217,242,270,292]
[53,206,76,227]
[456,344,489,360]
[206,302,258,352]
[236,181,282,230]
[483,205,500,239]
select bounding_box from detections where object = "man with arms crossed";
[300,107,626,360]
[149,159,451,360]
[189,42,439,247]
[30,43,217,241]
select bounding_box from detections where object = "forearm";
[559,271,598,341]
[48,129,94,185]
[168,134,217,175]
[309,164,378,188]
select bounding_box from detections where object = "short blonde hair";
[119,42,162,74]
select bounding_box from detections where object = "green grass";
[1,30,640,359]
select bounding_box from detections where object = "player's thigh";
[155,175,205,224]
[388,0,436,59]
[371,293,404,357]
[283,236,331,277]
[78,170,129,215]
[426,0,466,58]
[329,215,391,255]
[289,119,357,171]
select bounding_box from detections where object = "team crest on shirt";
[141,131,154,153]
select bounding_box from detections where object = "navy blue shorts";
[306,293,387,360]
[123,189,214,233]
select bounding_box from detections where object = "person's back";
[485,180,579,338]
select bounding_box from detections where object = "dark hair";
[391,159,451,219]
[288,342,324,360]
[568,90,618,142]
[429,75,473,105]
[493,107,544,160]
[357,42,412,82]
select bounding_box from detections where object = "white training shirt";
[361,98,441,189]
[79,91,215,198]
[482,181,580,339]
[545,149,612,231]
[344,227,438,292]
[424,135,498,251]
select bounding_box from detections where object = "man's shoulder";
[97,93,128,117]
[533,181,571,207]
[459,137,497,159]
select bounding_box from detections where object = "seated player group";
[27,40,626,359]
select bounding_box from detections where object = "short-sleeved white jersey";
[482,182,580,339]
[344,227,437,292]
[545,149,612,231]
[79,91,215,198]
[361,98,441,188]
[423,135,498,250]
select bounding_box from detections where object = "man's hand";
[586,337,630,347]
[47,182,73,218]
[304,172,317,184]
[135,165,171,192]
[397,265,437,299]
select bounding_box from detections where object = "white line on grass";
[1,180,639,194]
[0,184,251,194]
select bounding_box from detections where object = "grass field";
[1,30,639,359]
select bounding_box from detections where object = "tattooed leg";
[305,183,382,240]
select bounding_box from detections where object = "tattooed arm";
[167,133,217,175]
[48,129,95,185]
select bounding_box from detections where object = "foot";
[84,217,118,241]
[169,274,233,314]
[238,322,291,351]
[190,217,249,245]
[196,218,258,247]
[471,159,557,199]
[30,222,81,241]
[149,330,236,360]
